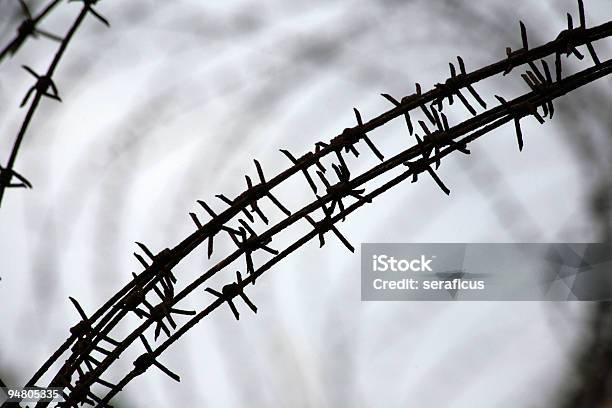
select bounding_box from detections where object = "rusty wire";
[89,58,612,408]
[2,1,611,407]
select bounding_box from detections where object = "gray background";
[1,0,612,407]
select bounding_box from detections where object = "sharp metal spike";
[363,135,384,161]
[267,192,291,216]
[353,107,363,126]
[152,360,181,382]
[430,107,443,132]
[240,292,258,314]
[227,300,240,320]
[279,149,318,193]
[441,112,450,131]
[170,308,196,316]
[520,21,528,50]
[548,99,555,119]
[18,0,32,19]
[426,167,451,196]
[532,109,546,125]
[238,219,256,236]
[20,87,35,107]
[510,116,523,152]
[189,212,202,229]
[330,226,355,253]
[215,194,232,206]
[578,0,586,28]
[420,103,436,125]
[586,42,601,65]
[251,202,268,224]
[541,60,552,84]
[465,84,487,109]
[96,378,115,389]
[133,253,149,269]
[334,151,348,176]
[418,120,431,136]
[207,235,214,259]
[135,242,154,259]
[205,287,223,298]
[528,61,546,83]
[87,6,111,27]
[346,144,360,158]
[279,149,296,163]
[69,297,88,321]
[197,200,217,218]
[36,29,63,42]
[22,65,39,78]
[245,252,254,277]
[571,47,584,60]
[331,163,343,180]
[253,160,265,183]
[457,56,467,74]
[454,89,477,116]
[381,93,400,106]
[404,110,414,135]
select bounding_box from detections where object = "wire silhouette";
[3,2,611,406]
[0,0,63,63]
[0,1,110,207]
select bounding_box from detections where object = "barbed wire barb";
[381,93,414,135]
[279,149,321,193]
[456,56,487,109]
[0,2,105,207]
[68,297,120,347]
[205,271,257,320]
[0,165,32,189]
[227,220,279,283]
[353,108,385,161]
[20,65,62,107]
[134,244,177,298]
[4,3,612,406]
[69,0,110,27]
[133,334,181,382]
[305,196,355,252]
[0,0,63,62]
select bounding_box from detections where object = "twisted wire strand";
[0,1,110,207]
[54,50,612,408]
[25,15,612,390]
[2,1,609,406]
[0,0,63,63]
[93,59,612,408]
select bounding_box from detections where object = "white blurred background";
[1,0,612,406]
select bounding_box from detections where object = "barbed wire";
[2,1,611,406]
[0,0,110,207]
[0,0,63,63]
[85,58,612,408]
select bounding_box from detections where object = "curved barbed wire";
[0,0,110,207]
[2,1,611,406]
[0,0,63,63]
[90,59,612,408]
